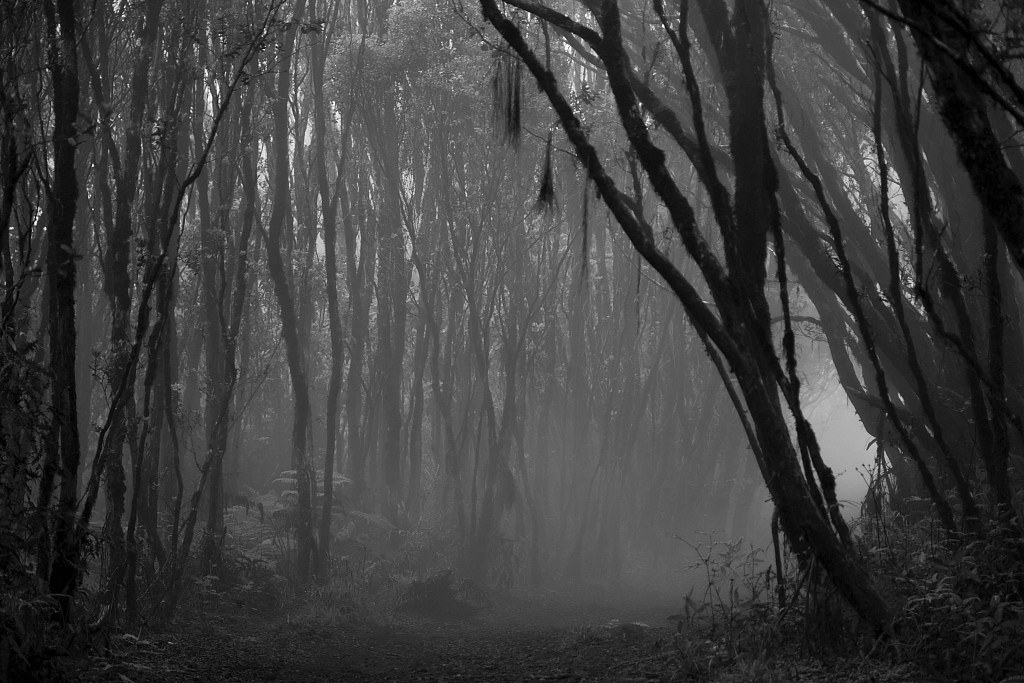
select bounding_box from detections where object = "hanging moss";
[535,131,557,215]
[490,46,522,148]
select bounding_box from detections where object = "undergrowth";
[862,514,1024,681]
[0,551,104,682]
[10,486,1024,682]
[659,518,1024,682]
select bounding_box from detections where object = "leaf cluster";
[889,523,1024,681]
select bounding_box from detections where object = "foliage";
[861,516,1024,681]
[661,530,930,679]
[676,534,774,644]
[0,592,85,682]
[0,339,47,577]
[667,534,785,678]
[663,515,1024,681]
[0,341,95,680]
[395,568,490,618]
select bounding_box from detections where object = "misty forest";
[3,0,1024,680]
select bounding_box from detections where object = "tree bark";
[479,0,894,634]
[311,0,347,566]
[265,0,315,582]
[41,0,82,622]
[894,1,1024,280]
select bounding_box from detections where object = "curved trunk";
[265,0,315,583]
[479,0,894,634]
[311,2,348,566]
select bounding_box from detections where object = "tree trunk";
[479,0,894,634]
[406,315,428,524]
[264,0,315,582]
[895,1,1024,280]
[343,179,373,507]
[42,0,82,622]
[310,2,350,566]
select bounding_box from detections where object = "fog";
[7,6,1022,677]
[807,390,874,518]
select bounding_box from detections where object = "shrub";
[890,523,1024,681]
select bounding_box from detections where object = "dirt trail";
[85,582,686,682]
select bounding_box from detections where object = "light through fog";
[6,0,1023,679]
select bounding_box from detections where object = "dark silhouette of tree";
[265,0,317,582]
[478,0,893,632]
[40,0,83,623]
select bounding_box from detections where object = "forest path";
[86,581,693,682]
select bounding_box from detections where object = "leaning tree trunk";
[893,1,1024,283]
[479,0,894,635]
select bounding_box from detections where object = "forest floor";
[73,579,929,683]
